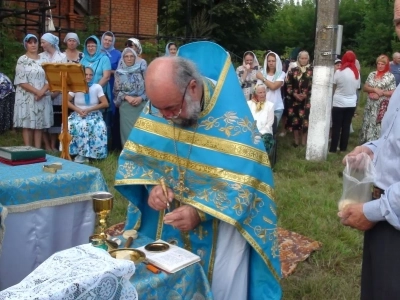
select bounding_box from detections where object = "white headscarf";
[128,38,142,55]
[63,32,80,45]
[41,33,59,51]
[263,51,283,82]
[165,42,177,56]
[243,51,259,70]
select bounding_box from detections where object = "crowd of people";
[235,46,400,158]
[4,31,178,163]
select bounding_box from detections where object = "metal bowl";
[108,248,146,264]
[144,242,170,252]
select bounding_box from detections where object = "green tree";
[354,0,394,65]
[0,25,24,79]
[158,0,279,54]
[261,0,316,58]
[338,0,366,54]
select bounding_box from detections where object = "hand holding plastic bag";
[338,152,375,211]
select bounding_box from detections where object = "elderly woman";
[63,32,83,63]
[285,50,313,147]
[14,34,52,148]
[101,31,122,150]
[248,84,275,155]
[329,51,360,153]
[165,42,178,56]
[80,35,111,100]
[40,33,67,151]
[0,72,15,134]
[125,38,148,71]
[257,51,286,124]
[114,48,147,147]
[360,54,396,144]
[67,67,108,163]
[236,51,262,101]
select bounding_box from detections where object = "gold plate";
[144,242,170,252]
[109,248,146,263]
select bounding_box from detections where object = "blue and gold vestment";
[115,41,281,299]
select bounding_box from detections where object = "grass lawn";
[0,96,366,299]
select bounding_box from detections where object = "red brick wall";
[139,0,158,37]
[4,0,158,41]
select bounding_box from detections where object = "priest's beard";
[171,94,201,127]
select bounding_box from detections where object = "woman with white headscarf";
[165,42,178,56]
[40,33,67,151]
[63,32,83,63]
[257,51,286,124]
[236,51,262,101]
[113,48,147,147]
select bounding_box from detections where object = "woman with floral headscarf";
[236,51,262,101]
[14,34,52,148]
[66,67,108,163]
[40,33,67,151]
[257,51,286,124]
[329,51,360,153]
[285,50,313,147]
[113,47,147,147]
[360,54,396,144]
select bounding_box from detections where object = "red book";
[0,156,47,166]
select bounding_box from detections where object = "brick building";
[1,0,158,47]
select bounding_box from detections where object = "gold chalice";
[92,191,113,236]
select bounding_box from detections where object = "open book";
[137,240,201,273]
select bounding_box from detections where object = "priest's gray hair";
[173,57,203,93]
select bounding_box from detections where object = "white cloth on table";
[211,221,249,300]
[0,244,137,300]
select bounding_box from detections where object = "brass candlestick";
[92,191,113,236]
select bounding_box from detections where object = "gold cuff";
[197,209,207,222]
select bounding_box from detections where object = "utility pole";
[306,0,339,161]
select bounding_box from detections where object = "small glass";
[89,234,108,251]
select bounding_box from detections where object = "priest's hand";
[338,203,375,231]
[163,205,201,231]
[148,185,173,211]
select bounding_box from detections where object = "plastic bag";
[338,152,375,211]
